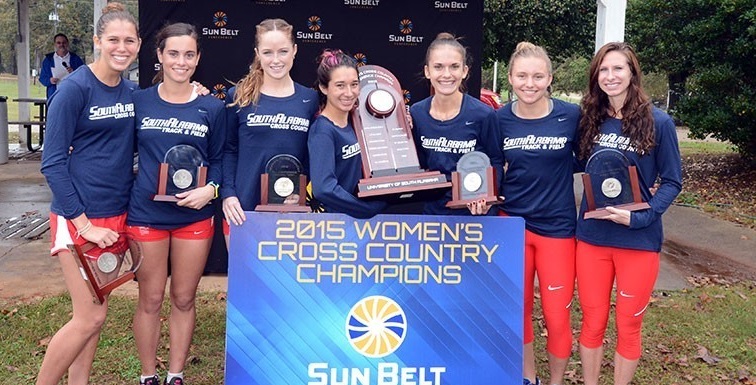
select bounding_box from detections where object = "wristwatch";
[207,181,220,199]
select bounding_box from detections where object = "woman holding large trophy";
[497,42,580,385]
[575,42,682,385]
[221,19,319,236]
[307,50,387,218]
[410,33,504,216]
[38,3,140,385]
[126,23,225,385]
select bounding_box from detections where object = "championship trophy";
[255,154,311,212]
[581,148,651,219]
[69,233,143,304]
[351,65,451,198]
[446,151,503,209]
[153,144,207,202]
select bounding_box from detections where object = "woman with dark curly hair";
[575,42,682,385]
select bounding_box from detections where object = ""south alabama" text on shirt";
[89,103,134,120]
[140,117,208,138]
[502,135,568,151]
[595,133,638,153]
[246,113,310,132]
[420,136,476,154]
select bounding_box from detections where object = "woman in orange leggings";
[496,42,580,385]
[575,42,682,385]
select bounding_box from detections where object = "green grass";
[2,282,754,385]
[678,140,736,156]
[0,75,47,122]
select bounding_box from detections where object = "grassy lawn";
[0,75,47,122]
[1,282,754,385]
[678,140,736,156]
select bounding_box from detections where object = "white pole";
[93,0,107,60]
[595,0,627,52]
[16,0,31,147]
[492,61,498,93]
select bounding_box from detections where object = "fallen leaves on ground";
[680,153,756,229]
[695,345,722,365]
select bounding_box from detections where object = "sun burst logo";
[399,19,413,34]
[307,16,322,31]
[403,89,412,104]
[354,53,368,67]
[213,11,228,27]
[212,84,227,100]
[346,296,407,358]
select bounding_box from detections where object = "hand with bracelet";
[176,181,218,210]
[72,214,119,248]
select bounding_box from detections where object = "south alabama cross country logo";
[345,296,407,358]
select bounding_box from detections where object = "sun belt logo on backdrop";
[354,53,368,67]
[344,0,380,9]
[403,89,412,104]
[346,296,407,358]
[213,11,227,27]
[211,84,227,100]
[389,18,424,46]
[297,15,333,43]
[308,295,446,384]
[202,11,240,39]
[434,1,469,11]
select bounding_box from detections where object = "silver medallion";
[463,172,483,193]
[97,252,118,274]
[173,169,193,190]
[274,177,295,197]
[601,177,622,198]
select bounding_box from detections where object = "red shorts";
[49,212,128,256]
[126,217,214,242]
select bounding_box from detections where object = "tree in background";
[627,0,756,162]
[483,0,596,65]
[551,54,589,96]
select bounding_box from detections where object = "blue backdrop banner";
[227,212,524,385]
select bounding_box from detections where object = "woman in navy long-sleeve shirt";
[575,42,682,385]
[307,50,386,218]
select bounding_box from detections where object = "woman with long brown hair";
[575,42,682,385]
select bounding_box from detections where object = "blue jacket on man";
[39,51,85,100]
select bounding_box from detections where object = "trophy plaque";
[69,234,143,304]
[256,154,311,213]
[153,144,207,202]
[446,151,503,209]
[581,148,651,219]
[351,65,451,198]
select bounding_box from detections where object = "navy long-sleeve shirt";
[307,115,386,218]
[221,83,318,210]
[410,94,504,215]
[127,85,226,229]
[497,99,580,237]
[41,66,137,219]
[577,107,682,252]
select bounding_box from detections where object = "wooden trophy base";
[70,241,137,305]
[583,202,651,219]
[357,171,451,198]
[582,166,651,219]
[255,174,312,213]
[446,167,503,209]
[152,163,207,202]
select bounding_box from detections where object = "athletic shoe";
[140,375,160,385]
[164,377,184,385]
[523,378,540,385]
